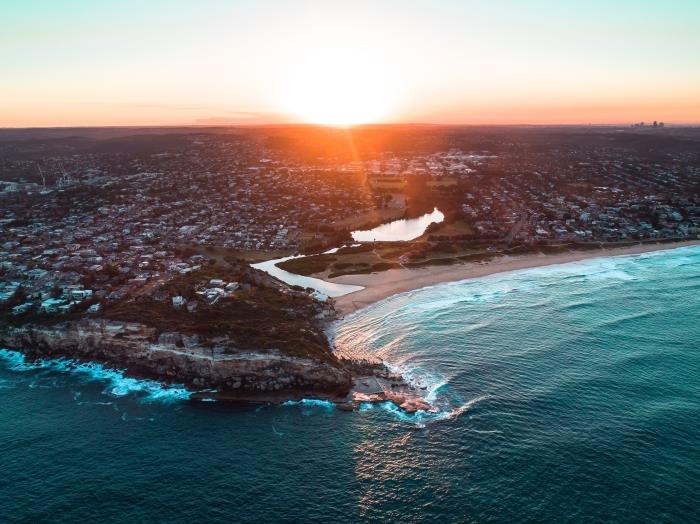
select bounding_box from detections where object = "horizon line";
[1,121,697,131]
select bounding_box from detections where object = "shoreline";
[329,240,700,316]
[0,346,423,413]
[3,240,697,415]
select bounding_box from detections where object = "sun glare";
[279,37,398,126]
[287,81,391,127]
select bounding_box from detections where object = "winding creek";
[252,208,444,297]
[251,255,364,298]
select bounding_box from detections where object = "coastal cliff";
[0,319,352,395]
[0,261,358,397]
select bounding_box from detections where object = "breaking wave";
[333,244,700,424]
[0,348,191,404]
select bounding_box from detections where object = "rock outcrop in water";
[0,319,352,395]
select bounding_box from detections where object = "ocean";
[1,245,699,523]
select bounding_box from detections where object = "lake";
[351,208,444,242]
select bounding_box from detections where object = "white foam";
[0,349,191,404]
[366,394,491,426]
[282,398,336,411]
[365,401,439,426]
[382,359,448,404]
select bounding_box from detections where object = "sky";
[1,0,699,127]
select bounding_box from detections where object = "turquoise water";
[2,246,699,522]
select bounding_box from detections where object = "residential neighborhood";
[1,126,699,318]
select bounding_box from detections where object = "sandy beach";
[329,240,700,315]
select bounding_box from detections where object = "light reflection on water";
[252,208,443,296]
[352,208,444,242]
[251,255,364,297]
[1,245,699,522]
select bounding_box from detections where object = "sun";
[278,39,398,126]
[287,82,391,127]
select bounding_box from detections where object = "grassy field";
[276,254,339,275]
[420,220,474,240]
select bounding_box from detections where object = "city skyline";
[2,0,700,127]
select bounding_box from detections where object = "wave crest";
[0,349,191,404]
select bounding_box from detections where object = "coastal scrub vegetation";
[101,264,339,364]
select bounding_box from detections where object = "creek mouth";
[252,208,444,298]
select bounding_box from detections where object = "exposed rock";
[0,319,352,395]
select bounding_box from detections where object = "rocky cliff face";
[0,319,352,395]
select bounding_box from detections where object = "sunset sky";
[2,0,699,127]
